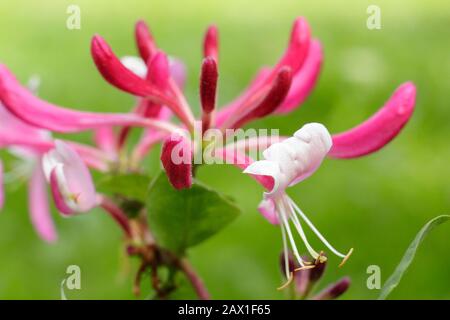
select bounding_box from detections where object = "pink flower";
[0,80,111,242]
[42,140,97,215]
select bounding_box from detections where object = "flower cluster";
[0,15,415,281]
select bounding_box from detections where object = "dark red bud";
[200,57,218,114]
[203,25,219,62]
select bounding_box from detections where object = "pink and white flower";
[244,123,352,288]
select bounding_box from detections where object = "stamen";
[338,248,354,268]
[315,251,327,264]
[294,265,315,272]
[280,217,291,280]
[277,272,293,291]
[276,202,305,268]
[283,196,320,259]
[289,197,351,261]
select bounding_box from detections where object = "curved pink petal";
[0,64,178,133]
[91,35,171,103]
[29,164,57,242]
[329,82,416,158]
[276,39,323,114]
[44,141,97,214]
[0,159,4,210]
[270,17,311,78]
[49,167,74,216]
[160,133,193,190]
[229,67,292,129]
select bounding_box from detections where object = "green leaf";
[146,173,241,254]
[96,173,151,202]
[378,214,450,300]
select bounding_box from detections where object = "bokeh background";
[0,0,449,299]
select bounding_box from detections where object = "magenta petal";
[230,67,292,128]
[329,83,416,158]
[49,168,74,216]
[0,159,4,210]
[91,36,175,104]
[29,164,57,242]
[276,40,323,114]
[272,17,311,76]
[160,133,193,190]
[0,65,176,133]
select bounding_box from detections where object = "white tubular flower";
[244,123,353,289]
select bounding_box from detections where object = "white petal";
[244,160,281,195]
[120,56,147,78]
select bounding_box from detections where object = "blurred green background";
[0,0,449,299]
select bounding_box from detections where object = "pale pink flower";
[42,140,97,215]
[244,123,352,288]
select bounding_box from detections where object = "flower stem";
[178,258,210,300]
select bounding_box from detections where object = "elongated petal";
[231,67,292,128]
[329,83,416,158]
[91,35,171,102]
[135,20,157,63]
[203,25,219,62]
[160,133,193,190]
[0,64,177,133]
[0,160,4,210]
[276,40,323,114]
[29,164,57,242]
[271,17,311,77]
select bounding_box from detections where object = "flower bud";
[160,132,193,190]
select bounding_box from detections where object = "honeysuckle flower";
[242,123,353,288]
[0,76,114,242]
[42,140,97,215]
